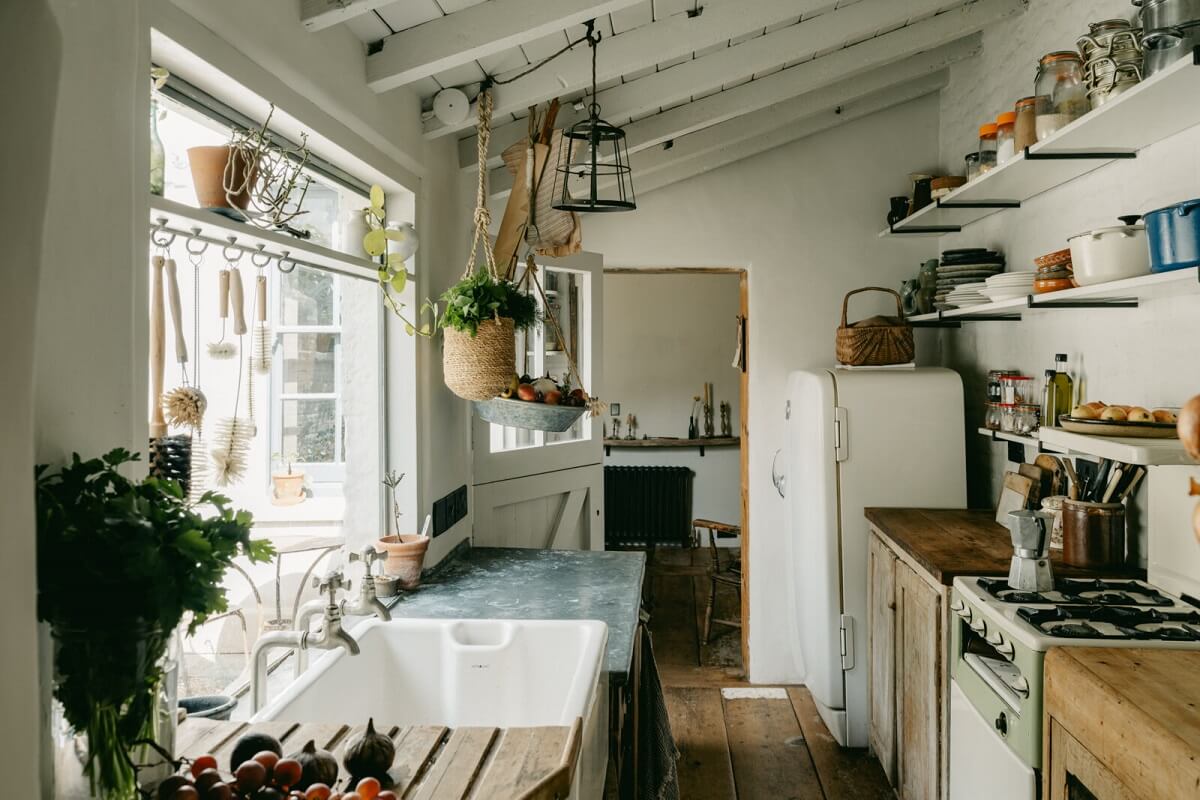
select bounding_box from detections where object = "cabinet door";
[1046,719,1143,800]
[868,533,898,784]
[896,559,942,800]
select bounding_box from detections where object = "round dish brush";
[210,267,254,487]
[148,253,192,491]
[207,268,236,359]
[252,274,272,374]
[162,256,207,430]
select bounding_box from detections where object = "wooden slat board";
[723,692,824,799]
[663,687,737,799]
[176,718,577,799]
[788,687,893,799]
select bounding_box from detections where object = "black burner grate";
[977,577,1175,607]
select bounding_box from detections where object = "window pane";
[281,265,335,326]
[281,332,338,393]
[545,269,584,445]
[282,398,338,463]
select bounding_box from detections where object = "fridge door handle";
[771,449,786,498]
[834,406,849,462]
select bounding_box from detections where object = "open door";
[471,251,604,551]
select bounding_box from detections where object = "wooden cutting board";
[995,471,1036,525]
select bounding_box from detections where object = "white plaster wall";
[1,1,59,791]
[603,272,743,533]
[582,94,943,682]
[935,0,1200,553]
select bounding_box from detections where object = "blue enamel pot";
[1145,198,1200,272]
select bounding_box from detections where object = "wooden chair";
[693,518,741,645]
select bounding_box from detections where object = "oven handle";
[963,653,1023,713]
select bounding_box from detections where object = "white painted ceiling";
[304,0,1024,192]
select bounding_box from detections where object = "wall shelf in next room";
[879,47,1200,237]
[604,437,740,457]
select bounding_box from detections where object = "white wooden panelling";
[300,0,404,32]
[487,37,975,198]
[633,72,949,196]
[366,0,646,91]
[438,0,844,141]
[473,465,603,551]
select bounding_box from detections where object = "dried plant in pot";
[375,471,429,589]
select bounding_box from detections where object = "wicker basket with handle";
[835,287,915,367]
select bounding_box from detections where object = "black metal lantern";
[552,25,636,212]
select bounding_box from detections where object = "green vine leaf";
[369,184,385,208]
[390,270,407,292]
[363,229,387,257]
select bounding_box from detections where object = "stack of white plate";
[944,282,990,308]
[982,271,1036,301]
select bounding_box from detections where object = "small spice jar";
[985,402,1004,431]
[978,123,999,174]
[1035,51,1088,141]
[987,369,1020,403]
[996,111,1017,165]
[1014,96,1037,152]
[965,151,981,181]
[1000,374,1035,405]
[1011,403,1041,435]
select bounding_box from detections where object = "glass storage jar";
[978,123,998,174]
[985,403,1004,431]
[1014,96,1037,151]
[1035,51,1088,140]
[965,151,981,181]
[1000,374,1035,405]
[996,111,1017,165]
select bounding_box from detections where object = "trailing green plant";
[439,268,538,337]
[36,448,273,799]
[362,185,440,337]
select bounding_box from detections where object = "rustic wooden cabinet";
[868,528,950,800]
[1044,719,1142,800]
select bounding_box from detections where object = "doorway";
[602,267,749,673]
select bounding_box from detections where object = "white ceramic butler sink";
[252,617,608,797]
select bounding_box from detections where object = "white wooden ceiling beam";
[429,0,843,137]
[366,0,645,93]
[634,73,948,195]
[300,0,396,33]
[486,38,974,199]
[467,0,1021,170]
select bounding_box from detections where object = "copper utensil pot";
[1062,499,1126,568]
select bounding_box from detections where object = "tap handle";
[314,570,349,603]
[349,545,385,573]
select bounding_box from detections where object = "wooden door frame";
[603,266,750,673]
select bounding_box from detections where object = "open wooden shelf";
[909,268,1200,326]
[976,426,1188,466]
[881,49,1200,238]
[604,436,739,457]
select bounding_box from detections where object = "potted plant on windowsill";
[374,471,430,589]
[36,448,273,799]
[270,450,306,506]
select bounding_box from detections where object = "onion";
[1179,395,1200,462]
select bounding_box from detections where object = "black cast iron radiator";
[604,466,695,547]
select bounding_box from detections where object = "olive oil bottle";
[1050,353,1074,426]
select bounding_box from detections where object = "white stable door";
[471,251,604,551]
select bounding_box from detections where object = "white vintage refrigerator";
[784,367,966,747]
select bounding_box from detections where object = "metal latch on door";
[839,615,854,670]
[833,407,849,462]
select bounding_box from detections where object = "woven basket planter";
[834,287,914,367]
[473,397,587,432]
[443,317,516,400]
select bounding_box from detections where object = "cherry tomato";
[234,759,268,792]
[376,792,398,800]
[342,794,363,800]
[272,757,303,789]
[203,782,233,800]
[305,784,332,800]
[254,750,281,778]
[354,777,381,800]
[190,755,218,779]
[193,769,223,793]
[172,787,200,800]
[157,775,192,800]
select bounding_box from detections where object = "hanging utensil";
[161,256,207,430]
[148,251,192,488]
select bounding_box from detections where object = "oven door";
[949,679,1037,800]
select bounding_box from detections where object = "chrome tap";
[250,570,360,713]
[292,548,389,677]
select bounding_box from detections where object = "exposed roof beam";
[632,72,949,195]
[366,0,644,93]
[467,0,1021,170]
[300,0,396,33]
[429,0,843,137]
[487,38,974,199]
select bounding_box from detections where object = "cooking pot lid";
[1068,223,1145,239]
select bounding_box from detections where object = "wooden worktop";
[864,508,1141,585]
[174,716,580,799]
[1045,648,1200,799]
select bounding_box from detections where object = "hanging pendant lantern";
[552,23,636,213]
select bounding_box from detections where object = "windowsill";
[247,495,345,525]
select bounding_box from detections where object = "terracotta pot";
[375,534,430,589]
[270,472,305,506]
[186,145,258,209]
[1062,499,1125,569]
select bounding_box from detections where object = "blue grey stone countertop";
[384,547,646,685]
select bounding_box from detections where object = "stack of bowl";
[1078,18,1143,107]
[1138,0,1200,77]
[1034,247,1075,293]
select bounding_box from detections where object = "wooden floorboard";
[789,686,894,800]
[647,573,700,668]
[723,694,825,800]
[663,687,737,800]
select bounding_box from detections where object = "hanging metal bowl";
[473,398,587,432]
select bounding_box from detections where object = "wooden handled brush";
[148,255,192,489]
